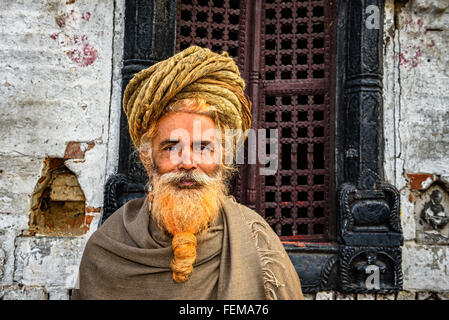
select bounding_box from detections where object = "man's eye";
[195,144,214,152]
[164,145,180,151]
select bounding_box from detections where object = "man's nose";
[178,146,197,170]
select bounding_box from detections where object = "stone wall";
[0,0,448,299]
[307,290,449,300]
[0,0,119,299]
[383,0,449,293]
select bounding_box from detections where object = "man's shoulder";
[223,196,273,229]
[104,196,145,221]
[223,196,286,253]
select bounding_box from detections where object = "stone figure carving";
[420,190,449,230]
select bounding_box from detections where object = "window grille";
[176,0,336,241]
[176,0,243,62]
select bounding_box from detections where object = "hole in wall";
[29,158,86,236]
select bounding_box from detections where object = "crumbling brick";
[407,173,437,190]
[29,158,87,236]
[64,141,95,159]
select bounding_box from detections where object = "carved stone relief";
[414,183,449,244]
[339,169,402,246]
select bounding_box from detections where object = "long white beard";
[150,169,227,236]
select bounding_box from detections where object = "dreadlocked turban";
[123,46,252,150]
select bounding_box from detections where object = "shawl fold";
[72,196,303,300]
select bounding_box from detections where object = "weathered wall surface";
[0,0,117,299]
[383,0,449,293]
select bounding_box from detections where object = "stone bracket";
[339,169,403,247]
[340,246,403,294]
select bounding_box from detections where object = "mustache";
[157,170,221,186]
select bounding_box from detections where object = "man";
[72,46,304,300]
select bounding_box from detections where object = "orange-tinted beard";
[150,169,226,237]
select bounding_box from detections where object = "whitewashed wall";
[0,0,123,299]
[383,0,449,293]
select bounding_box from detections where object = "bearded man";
[72,46,304,300]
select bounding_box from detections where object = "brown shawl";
[71,196,303,300]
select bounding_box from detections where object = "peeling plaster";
[384,0,449,292]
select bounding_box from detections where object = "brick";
[335,292,355,300]
[376,293,395,300]
[407,173,437,191]
[49,172,85,201]
[316,291,334,300]
[357,293,375,300]
[1,285,47,300]
[64,141,95,159]
[396,291,416,300]
[417,291,441,300]
[14,237,85,288]
[86,206,101,213]
[402,244,449,291]
[0,230,19,286]
[439,292,449,300]
[47,287,70,300]
[0,0,114,296]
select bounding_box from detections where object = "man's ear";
[139,148,153,174]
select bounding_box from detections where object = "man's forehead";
[157,111,215,128]
[154,111,219,141]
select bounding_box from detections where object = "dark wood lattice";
[176,0,335,241]
[263,0,327,81]
[260,0,334,241]
[262,93,331,240]
[176,0,243,62]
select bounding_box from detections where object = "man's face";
[151,111,221,186]
[143,110,227,283]
[145,111,226,237]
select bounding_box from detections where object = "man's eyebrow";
[159,139,180,147]
[159,139,215,148]
[193,139,214,145]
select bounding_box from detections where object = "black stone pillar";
[336,0,403,294]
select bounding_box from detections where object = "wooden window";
[175,0,337,242]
